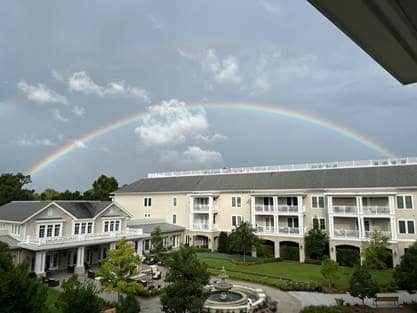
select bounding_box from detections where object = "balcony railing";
[24,229,144,246]
[256,225,275,233]
[333,229,360,238]
[364,230,392,239]
[193,204,210,211]
[193,223,210,230]
[362,206,390,215]
[255,204,275,213]
[277,206,299,213]
[278,227,300,234]
[332,206,358,214]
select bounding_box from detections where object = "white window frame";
[37,222,63,239]
[144,197,152,207]
[172,214,177,224]
[144,213,151,218]
[231,215,243,227]
[232,196,242,208]
[311,195,325,209]
[287,217,299,228]
[398,219,415,234]
[396,195,413,209]
[172,197,177,207]
[103,219,122,233]
[313,217,326,230]
[73,221,94,235]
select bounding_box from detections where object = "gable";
[97,204,130,218]
[28,203,74,222]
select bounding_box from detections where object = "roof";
[128,222,185,234]
[0,235,20,249]
[116,164,417,193]
[0,201,113,222]
[308,0,417,85]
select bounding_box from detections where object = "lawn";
[199,255,393,289]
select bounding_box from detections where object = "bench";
[375,295,399,307]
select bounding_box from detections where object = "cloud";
[148,14,164,29]
[183,146,223,164]
[202,50,242,84]
[195,133,227,143]
[51,109,69,122]
[74,140,86,149]
[13,134,57,147]
[71,105,85,117]
[135,99,209,146]
[51,70,65,82]
[68,71,150,103]
[258,0,281,16]
[18,80,68,105]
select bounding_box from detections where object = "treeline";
[0,173,120,206]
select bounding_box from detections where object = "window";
[38,224,61,238]
[263,197,273,206]
[312,196,325,208]
[364,220,370,232]
[232,196,241,208]
[286,197,298,206]
[144,239,150,251]
[103,220,121,233]
[144,213,151,218]
[39,225,45,238]
[74,222,93,235]
[397,195,413,209]
[144,197,152,207]
[287,217,299,228]
[172,214,177,224]
[47,225,53,237]
[231,215,243,227]
[319,218,326,230]
[173,197,177,207]
[54,224,60,237]
[399,220,415,234]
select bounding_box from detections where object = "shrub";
[305,221,329,260]
[231,257,281,266]
[394,242,417,291]
[217,232,229,253]
[336,248,360,267]
[349,265,378,304]
[280,245,299,261]
[116,293,140,313]
[300,305,372,313]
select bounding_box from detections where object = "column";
[74,246,85,275]
[273,196,278,212]
[299,241,305,263]
[273,215,279,234]
[136,239,143,257]
[297,196,303,213]
[329,215,335,239]
[208,196,213,231]
[274,241,280,258]
[388,195,395,214]
[356,196,363,214]
[329,243,337,262]
[298,213,304,236]
[34,251,46,276]
[390,217,397,240]
[358,217,365,239]
[250,197,256,228]
[328,196,333,213]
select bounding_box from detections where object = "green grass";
[199,256,393,289]
[46,288,61,313]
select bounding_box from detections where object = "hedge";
[336,248,360,267]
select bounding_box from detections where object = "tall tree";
[37,188,61,200]
[228,222,260,263]
[304,218,329,260]
[362,230,391,270]
[150,226,164,261]
[0,173,35,205]
[394,241,417,292]
[57,275,103,313]
[97,238,143,300]
[84,175,118,200]
[349,265,378,304]
[217,231,229,253]
[160,246,209,313]
[0,244,49,313]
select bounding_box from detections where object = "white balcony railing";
[364,230,392,239]
[332,206,358,214]
[279,227,300,235]
[333,229,360,238]
[255,204,275,213]
[277,206,299,213]
[193,204,210,211]
[256,225,275,233]
[362,206,390,215]
[24,229,144,246]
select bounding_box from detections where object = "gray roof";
[0,235,20,249]
[0,201,112,222]
[128,222,185,234]
[116,165,417,193]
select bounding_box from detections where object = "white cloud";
[195,133,227,143]
[68,71,150,103]
[148,14,164,29]
[74,140,86,149]
[51,70,65,82]
[13,134,57,147]
[18,80,68,105]
[71,105,85,117]
[52,109,69,122]
[258,0,281,16]
[135,99,209,146]
[183,146,223,164]
[202,50,242,84]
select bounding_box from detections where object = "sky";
[1,0,417,192]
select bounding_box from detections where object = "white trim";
[144,197,152,208]
[396,194,414,210]
[37,222,63,239]
[102,218,122,233]
[22,202,78,224]
[34,219,65,223]
[72,220,95,235]
[311,195,325,209]
[231,195,242,208]
[93,202,133,219]
[0,220,22,224]
[398,219,416,234]
[231,215,244,227]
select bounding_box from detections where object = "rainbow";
[26,101,398,176]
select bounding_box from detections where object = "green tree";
[84,175,118,200]
[305,218,329,260]
[57,275,103,313]
[37,188,61,200]
[320,257,339,288]
[349,265,378,304]
[217,231,229,253]
[362,230,391,270]
[0,173,35,205]
[97,238,143,300]
[228,222,260,263]
[0,244,49,313]
[116,293,140,313]
[150,226,164,261]
[394,241,417,291]
[160,246,209,313]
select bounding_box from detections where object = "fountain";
[203,267,268,313]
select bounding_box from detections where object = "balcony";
[193,204,210,211]
[333,229,360,238]
[364,230,392,239]
[277,206,299,213]
[256,225,275,233]
[278,227,300,235]
[332,206,358,214]
[362,206,390,215]
[255,204,275,213]
[192,223,218,231]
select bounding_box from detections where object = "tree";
[0,173,35,205]
[349,265,378,304]
[0,244,49,313]
[321,257,339,288]
[116,293,140,313]
[362,230,391,270]
[57,275,103,313]
[160,246,209,313]
[228,222,260,263]
[84,175,118,200]
[97,238,143,300]
[217,231,229,253]
[394,241,417,291]
[37,188,61,200]
[150,226,164,261]
[305,218,329,260]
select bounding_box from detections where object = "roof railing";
[147,157,417,178]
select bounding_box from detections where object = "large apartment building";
[113,158,417,266]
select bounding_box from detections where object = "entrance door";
[46,252,59,271]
